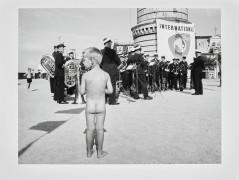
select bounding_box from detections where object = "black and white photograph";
[18,8,221,164]
[1,0,239,179]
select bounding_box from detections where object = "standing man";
[127,45,152,100]
[50,45,58,94]
[179,56,188,90]
[150,53,160,89]
[169,58,179,90]
[101,38,121,105]
[54,43,68,104]
[158,56,168,91]
[192,51,204,95]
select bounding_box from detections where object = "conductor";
[192,51,204,95]
[101,38,121,105]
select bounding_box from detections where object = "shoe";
[192,93,199,95]
[199,93,203,95]
[144,96,153,100]
[134,96,140,100]
[109,102,120,105]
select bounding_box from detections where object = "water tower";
[131,8,190,57]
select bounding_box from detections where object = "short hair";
[83,47,102,65]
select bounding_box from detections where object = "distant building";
[113,42,134,54]
[195,35,221,79]
[195,35,221,54]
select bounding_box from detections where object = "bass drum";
[64,60,78,88]
[40,55,55,77]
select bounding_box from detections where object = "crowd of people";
[49,38,205,105]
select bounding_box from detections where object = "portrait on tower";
[18,8,221,165]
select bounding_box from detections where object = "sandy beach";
[18,78,221,164]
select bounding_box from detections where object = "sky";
[18,8,221,72]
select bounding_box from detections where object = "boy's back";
[82,67,111,114]
[85,68,108,101]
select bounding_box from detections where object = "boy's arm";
[80,73,86,95]
[105,74,113,94]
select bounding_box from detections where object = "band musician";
[127,45,152,100]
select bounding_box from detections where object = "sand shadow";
[29,121,66,133]
[18,120,66,157]
[31,89,38,91]
[119,94,136,102]
[55,107,85,114]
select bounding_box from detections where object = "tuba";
[40,55,55,77]
[64,60,78,88]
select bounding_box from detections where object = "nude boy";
[80,47,113,158]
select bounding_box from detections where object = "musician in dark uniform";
[189,62,194,89]
[192,51,204,95]
[158,56,169,90]
[54,43,68,104]
[65,51,74,61]
[143,53,150,85]
[179,56,188,89]
[101,38,121,105]
[50,45,58,95]
[150,53,160,88]
[126,48,134,90]
[169,58,179,90]
[127,45,152,100]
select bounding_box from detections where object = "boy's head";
[82,47,102,69]
[28,68,31,71]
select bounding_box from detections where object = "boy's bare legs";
[95,111,108,158]
[86,112,96,157]
[28,82,31,91]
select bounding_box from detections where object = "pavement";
[18,78,221,164]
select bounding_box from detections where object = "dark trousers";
[182,74,187,88]
[50,77,55,93]
[155,72,160,87]
[137,74,148,98]
[168,73,173,89]
[171,74,178,89]
[54,76,65,101]
[108,74,117,104]
[193,73,203,94]
[178,74,183,88]
[121,71,131,90]
[160,74,168,89]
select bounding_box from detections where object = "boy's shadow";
[18,120,66,157]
